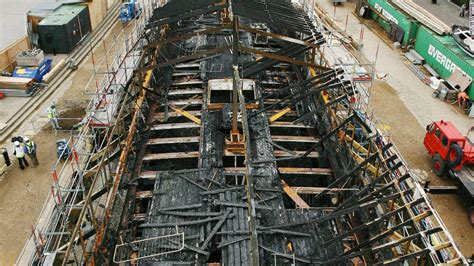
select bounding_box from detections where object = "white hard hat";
[14,141,20,146]
[24,137,30,142]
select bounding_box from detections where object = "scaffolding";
[16,1,161,265]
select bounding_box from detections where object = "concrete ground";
[413,0,469,27]
[0,21,128,265]
[316,0,473,257]
[0,54,67,133]
[0,0,45,50]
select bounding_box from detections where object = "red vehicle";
[424,120,474,224]
[424,120,474,175]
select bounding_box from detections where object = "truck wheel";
[432,154,447,177]
[447,143,463,168]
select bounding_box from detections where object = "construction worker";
[13,141,28,170]
[47,102,61,129]
[23,137,38,167]
[460,3,466,17]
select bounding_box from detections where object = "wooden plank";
[278,167,331,175]
[154,110,202,119]
[351,151,379,175]
[143,151,200,161]
[281,179,310,209]
[200,210,232,250]
[147,136,200,145]
[139,169,208,179]
[168,88,204,95]
[169,106,202,125]
[133,213,146,221]
[269,107,292,123]
[0,76,34,90]
[269,122,313,128]
[274,150,319,158]
[175,63,200,68]
[139,171,160,179]
[272,135,319,143]
[390,232,423,252]
[135,191,153,199]
[164,99,203,106]
[171,80,202,86]
[290,187,357,194]
[151,123,201,130]
[223,150,319,158]
[222,167,329,175]
[208,103,259,110]
[267,109,297,115]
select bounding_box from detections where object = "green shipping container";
[414,26,474,97]
[367,0,418,46]
[38,4,92,54]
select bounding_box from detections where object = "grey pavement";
[0,0,44,50]
[413,0,469,27]
[0,53,66,134]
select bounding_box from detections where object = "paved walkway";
[0,0,45,50]
[0,54,67,135]
[413,0,469,27]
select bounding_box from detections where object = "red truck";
[423,120,474,224]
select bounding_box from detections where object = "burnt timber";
[22,0,466,265]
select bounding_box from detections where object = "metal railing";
[113,226,185,263]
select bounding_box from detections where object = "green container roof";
[39,4,87,26]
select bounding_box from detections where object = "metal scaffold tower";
[16,1,162,265]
